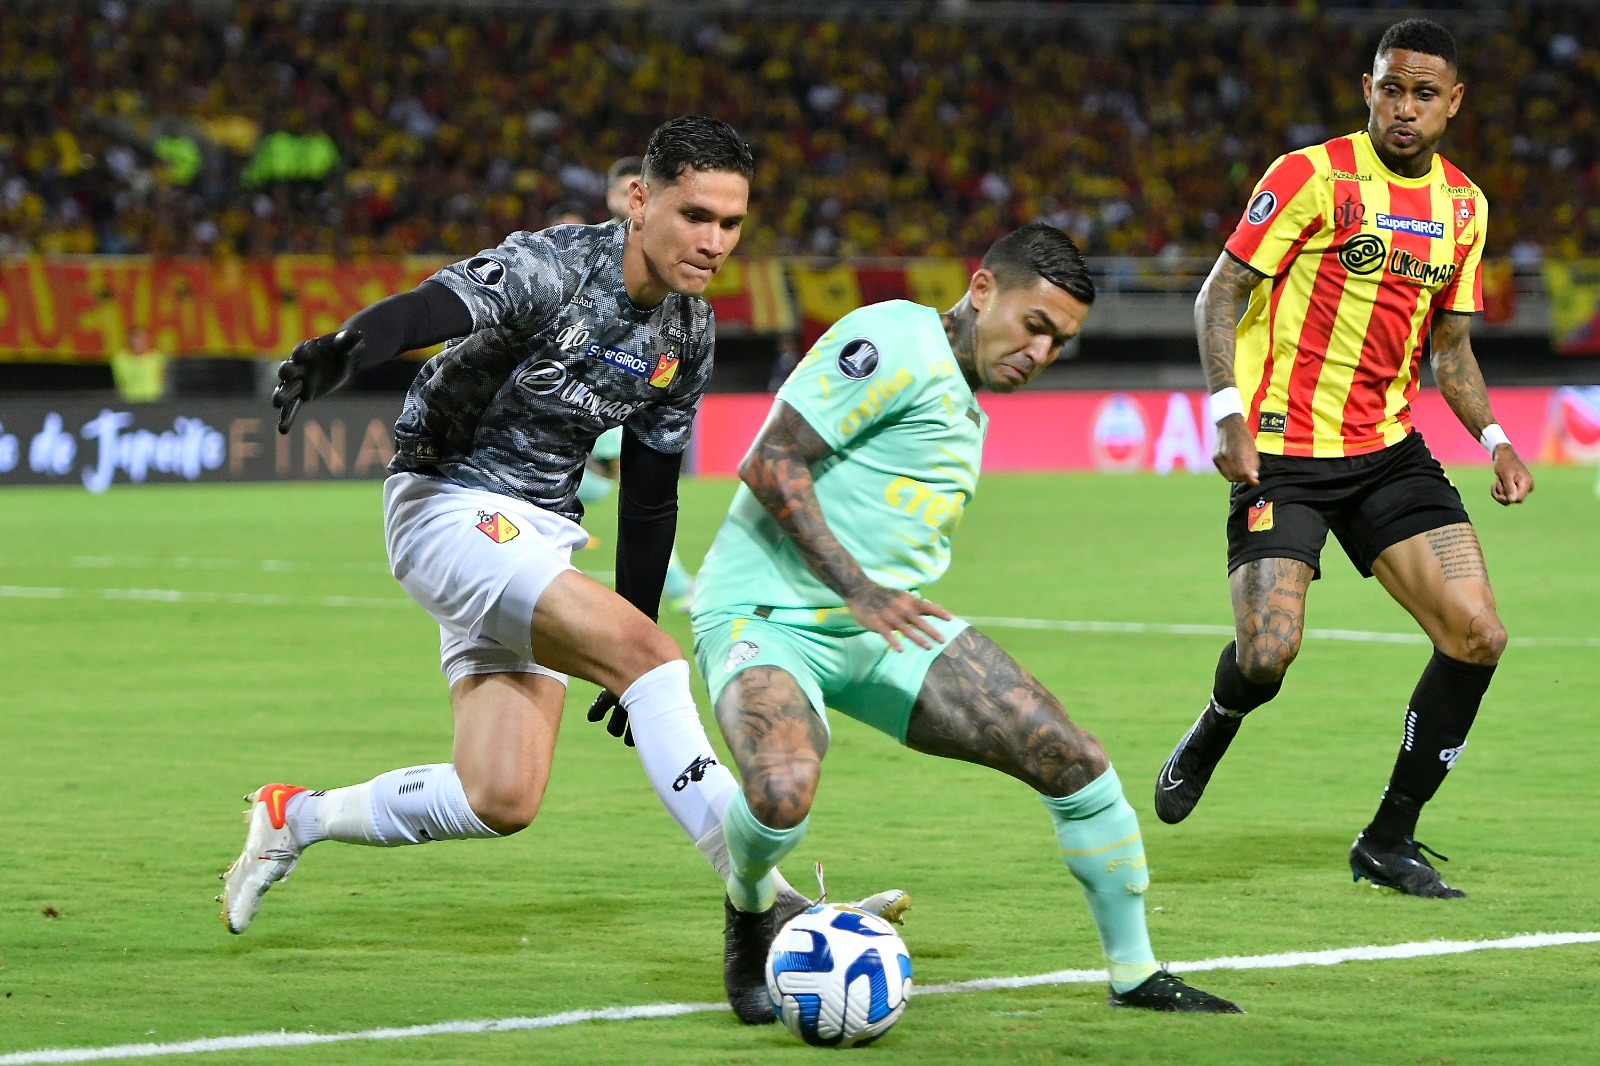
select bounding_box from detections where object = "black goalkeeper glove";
[273,329,366,433]
[587,689,633,747]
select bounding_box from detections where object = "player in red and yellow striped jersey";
[1153,19,1535,899]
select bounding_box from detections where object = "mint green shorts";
[691,606,970,744]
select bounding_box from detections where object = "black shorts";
[1225,431,1471,579]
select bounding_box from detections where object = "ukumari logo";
[476,511,520,544]
[1389,249,1458,287]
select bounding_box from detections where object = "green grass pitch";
[2,466,1598,1064]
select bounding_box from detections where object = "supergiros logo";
[837,367,914,436]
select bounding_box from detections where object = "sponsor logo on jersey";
[556,321,592,352]
[836,337,880,380]
[1388,249,1458,287]
[587,343,653,377]
[1334,194,1366,231]
[725,640,761,671]
[559,378,639,421]
[649,352,680,388]
[1246,190,1277,225]
[1247,498,1274,532]
[1443,183,1475,197]
[837,366,914,436]
[515,359,568,395]
[1377,213,1445,239]
[1329,169,1372,181]
[1257,411,1287,434]
[464,256,506,286]
[475,511,520,544]
[1338,234,1386,275]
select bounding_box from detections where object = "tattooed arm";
[739,401,952,650]
[1198,252,1268,485]
[1431,310,1534,505]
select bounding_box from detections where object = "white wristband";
[1207,387,1244,424]
[1479,423,1511,456]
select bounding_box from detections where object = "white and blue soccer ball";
[765,903,913,1048]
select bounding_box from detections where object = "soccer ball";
[765,903,913,1047]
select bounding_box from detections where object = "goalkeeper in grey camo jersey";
[219,118,815,973]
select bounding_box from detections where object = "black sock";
[1210,641,1283,718]
[1366,649,1496,845]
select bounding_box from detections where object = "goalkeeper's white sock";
[286,764,500,847]
[621,660,796,898]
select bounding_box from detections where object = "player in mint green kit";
[694,223,1243,1019]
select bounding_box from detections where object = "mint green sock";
[1042,767,1159,994]
[723,790,808,912]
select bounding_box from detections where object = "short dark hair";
[980,223,1096,306]
[607,156,642,185]
[641,116,754,187]
[1375,18,1458,72]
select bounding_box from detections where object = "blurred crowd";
[2,1,1595,262]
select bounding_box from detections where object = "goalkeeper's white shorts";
[382,471,587,687]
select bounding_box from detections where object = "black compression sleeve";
[340,280,474,367]
[614,431,682,623]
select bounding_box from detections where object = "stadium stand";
[1,1,1596,261]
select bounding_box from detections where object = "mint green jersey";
[693,300,987,613]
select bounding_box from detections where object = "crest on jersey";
[476,511,521,544]
[725,640,761,671]
[1246,191,1277,225]
[465,256,506,287]
[1247,499,1275,533]
[649,352,680,388]
[837,338,880,380]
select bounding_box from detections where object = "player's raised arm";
[1197,253,1268,486]
[272,280,473,433]
[1429,310,1533,505]
[738,401,951,651]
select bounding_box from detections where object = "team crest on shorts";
[1247,499,1275,533]
[476,511,521,544]
[725,640,760,670]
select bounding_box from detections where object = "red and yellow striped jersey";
[1224,131,1487,457]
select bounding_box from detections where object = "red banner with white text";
[690,386,1598,475]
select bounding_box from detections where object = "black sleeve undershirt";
[614,430,682,623]
[341,280,474,367]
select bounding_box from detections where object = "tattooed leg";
[909,629,1164,990]
[1365,525,1503,857]
[715,666,828,829]
[1372,524,1507,665]
[907,628,1108,798]
[1229,558,1313,683]
[714,666,827,913]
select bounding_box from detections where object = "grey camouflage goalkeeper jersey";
[390,220,714,519]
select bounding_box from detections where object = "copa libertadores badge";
[1246,191,1277,225]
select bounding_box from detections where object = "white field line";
[2,932,1596,1065]
[0,585,1591,650]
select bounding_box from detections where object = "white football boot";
[217,783,308,934]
